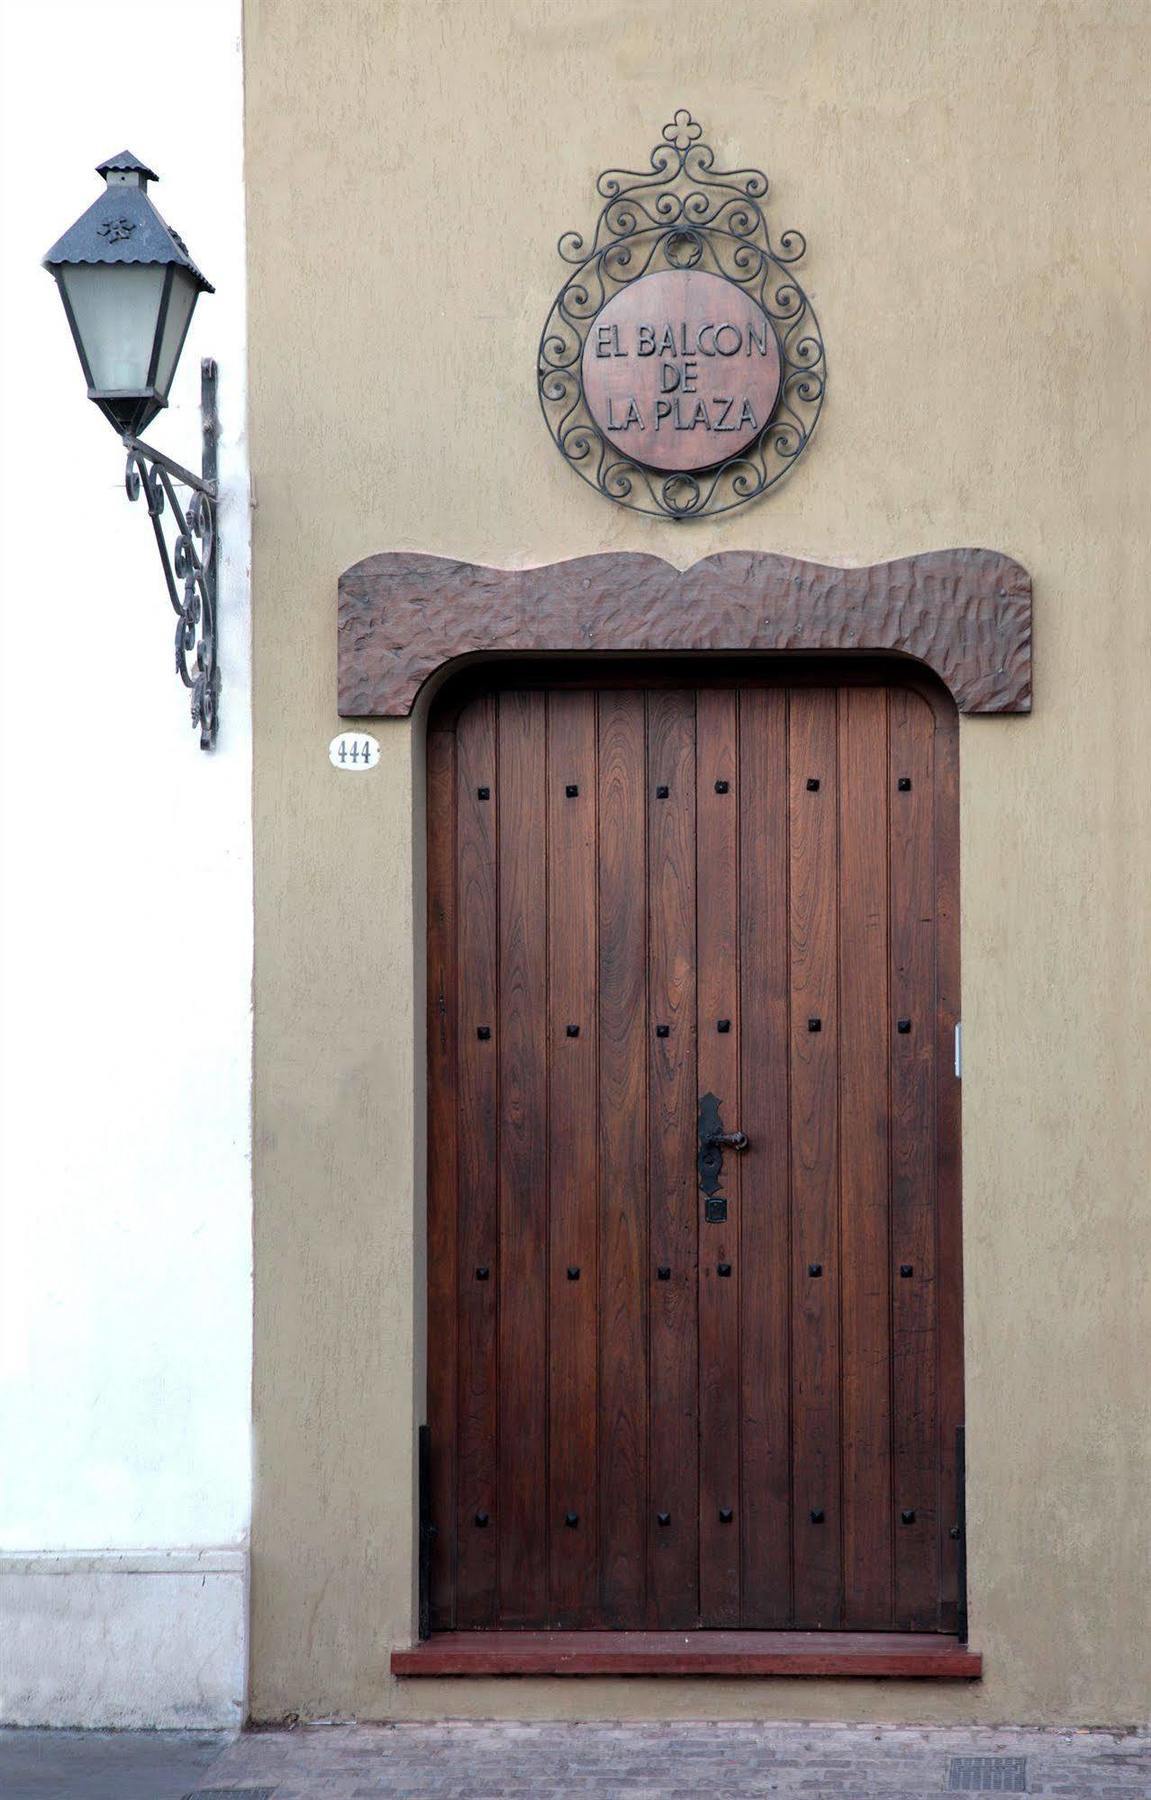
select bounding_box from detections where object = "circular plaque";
[580,269,782,473]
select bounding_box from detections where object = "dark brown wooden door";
[426,670,962,1633]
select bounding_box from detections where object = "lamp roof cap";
[42,154,214,292]
[95,149,160,180]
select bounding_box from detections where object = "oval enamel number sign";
[329,732,380,770]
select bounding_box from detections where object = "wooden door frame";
[337,548,1031,721]
[334,546,1030,1674]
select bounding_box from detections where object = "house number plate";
[329,732,380,770]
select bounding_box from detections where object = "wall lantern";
[43,152,221,747]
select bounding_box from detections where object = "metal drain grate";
[948,1756,1028,1792]
[183,1790,277,1800]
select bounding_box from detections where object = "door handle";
[698,1094,747,1222]
[707,1130,749,1151]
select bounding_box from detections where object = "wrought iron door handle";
[698,1094,747,1222]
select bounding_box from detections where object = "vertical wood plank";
[496,691,549,1624]
[889,686,940,1628]
[696,689,741,1626]
[934,707,964,1630]
[789,688,843,1628]
[426,725,458,1629]
[453,694,499,1625]
[738,687,792,1627]
[646,689,699,1629]
[547,691,599,1625]
[597,691,649,1626]
[838,687,894,1627]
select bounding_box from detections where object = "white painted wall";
[0,0,251,1725]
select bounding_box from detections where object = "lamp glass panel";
[153,269,199,402]
[59,263,166,393]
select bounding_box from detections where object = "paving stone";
[3,1721,1149,1799]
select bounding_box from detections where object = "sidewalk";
[1,1720,1148,1799]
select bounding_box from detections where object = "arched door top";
[337,548,1031,719]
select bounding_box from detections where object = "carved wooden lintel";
[337,549,1031,718]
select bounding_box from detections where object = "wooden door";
[426,669,962,1633]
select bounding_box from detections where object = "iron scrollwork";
[538,110,826,520]
[124,356,220,748]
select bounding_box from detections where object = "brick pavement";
[2,1720,1148,1799]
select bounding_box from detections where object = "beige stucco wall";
[244,0,1150,1724]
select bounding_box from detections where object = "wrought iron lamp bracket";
[123,357,220,748]
[538,109,826,521]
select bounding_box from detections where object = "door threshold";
[392,1630,982,1678]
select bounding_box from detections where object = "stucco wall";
[244,0,1150,1724]
[0,0,251,1727]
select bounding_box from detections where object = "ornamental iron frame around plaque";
[537,109,826,520]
